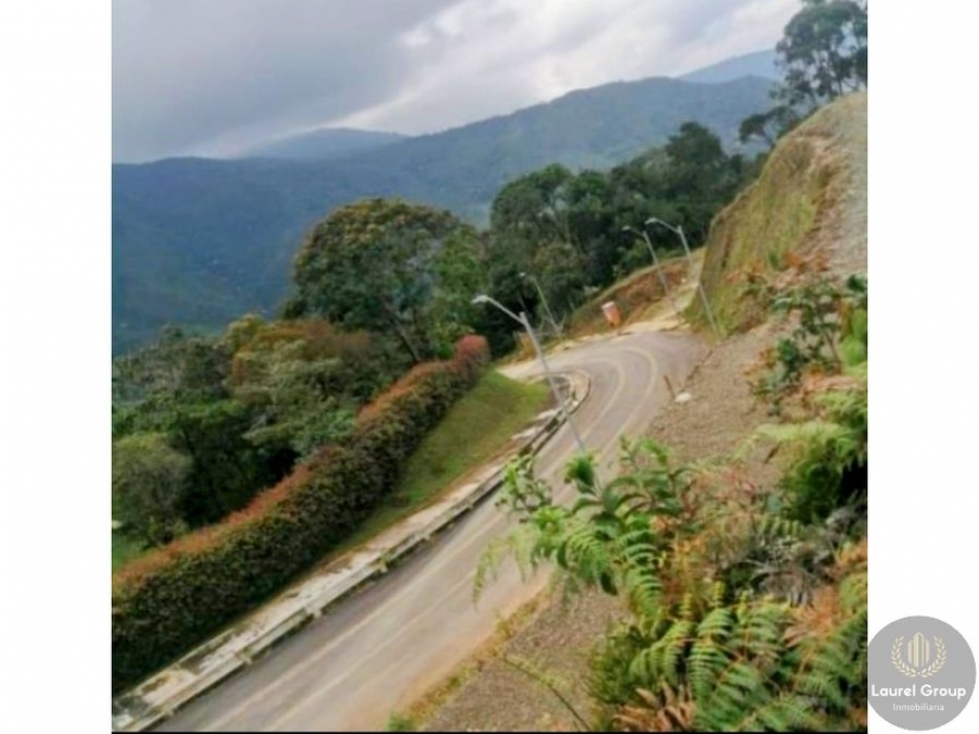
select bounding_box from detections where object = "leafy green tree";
[662,123,741,242]
[289,198,478,363]
[112,433,192,546]
[167,399,281,525]
[429,228,488,356]
[478,122,758,345]
[565,170,619,286]
[736,1,867,153]
[229,333,356,461]
[532,240,587,318]
[738,106,799,148]
[489,163,575,251]
[122,326,230,400]
[776,0,868,108]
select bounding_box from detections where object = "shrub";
[751,275,867,415]
[480,432,868,731]
[112,433,192,546]
[112,337,489,693]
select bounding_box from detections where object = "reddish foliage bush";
[112,337,489,693]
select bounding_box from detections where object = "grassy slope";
[303,370,548,551]
[691,92,867,334]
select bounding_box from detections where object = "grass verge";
[337,370,550,549]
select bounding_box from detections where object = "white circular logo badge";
[869,616,976,730]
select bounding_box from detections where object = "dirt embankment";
[692,91,867,333]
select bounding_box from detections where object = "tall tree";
[429,228,488,356]
[489,163,575,256]
[288,198,478,363]
[662,122,739,242]
[776,0,868,108]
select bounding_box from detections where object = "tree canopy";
[777,0,868,108]
[740,0,867,148]
[288,198,484,363]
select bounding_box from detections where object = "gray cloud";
[113,0,800,162]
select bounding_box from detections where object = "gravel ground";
[421,321,787,732]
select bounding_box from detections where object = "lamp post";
[646,217,721,340]
[622,225,681,317]
[519,271,561,339]
[472,294,587,455]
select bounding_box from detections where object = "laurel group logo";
[870,616,976,730]
[893,633,948,679]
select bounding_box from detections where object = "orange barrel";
[601,300,622,328]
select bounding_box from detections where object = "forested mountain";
[238,127,407,160]
[113,75,773,353]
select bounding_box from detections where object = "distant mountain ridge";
[238,127,407,161]
[680,49,779,84]
[113,73,775,354]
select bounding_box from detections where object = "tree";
[738,106,799,148]
[776,0,868,108]
[662,123,740,242]
[490,164,575,249]
[532,240,587,318]
[429,228,488,356]
[112,326,230,409]
[227,320,369,461]
[736,1,867,153]
[112,433,191,546]
[565,171,618,286]
[289,198,477,363]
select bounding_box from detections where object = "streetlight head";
[472,294,490,305]
[645,217,661,226]
[518,271,527,278]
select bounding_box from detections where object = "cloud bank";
[113,0,799,162]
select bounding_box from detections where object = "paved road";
[158,329,705,732]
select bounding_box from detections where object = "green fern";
[476,430,868,732]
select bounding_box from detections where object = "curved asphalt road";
[158,329,705,732]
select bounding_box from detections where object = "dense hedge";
[112,336,489,693]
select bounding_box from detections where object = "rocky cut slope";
[690,92,868,334]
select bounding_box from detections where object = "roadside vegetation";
[112,337,489,693]
[338,371,550,550]
[476,272,869,731]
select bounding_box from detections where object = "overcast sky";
[113,0,800,162]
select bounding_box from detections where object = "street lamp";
[519,271,561,339]
[621,225,681,317]
[646,217,721,340]
[472,294,587,456]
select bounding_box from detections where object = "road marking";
[264,567,486,730]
